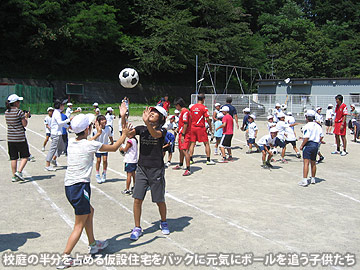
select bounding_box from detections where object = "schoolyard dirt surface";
[0,115,359,270]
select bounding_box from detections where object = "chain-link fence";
[191,94,360,118]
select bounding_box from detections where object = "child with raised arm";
[120,133,138,195]
[57,114,129,269]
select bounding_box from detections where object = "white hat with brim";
[107,107,113,111]
[316,107,322,111]
[243,107,250,113]
[275,103,281,107]
[71,114,94,134]
[93,102,99,107]
[270,127,278,133]
[217,112,224,119]
[67,103,73,106]
[174,109,180,114]
[351,119,357,122]
[47,107,54,112]
[8,94,23,103]
[305,110,316,117]
[150,106,168,118]
[249,114,256,119]
[351,104,355,107]
[277,112,286,118]
[328,104,333,107]
[215,103,221,107]
[220,106,230,112]
[267,115,274,120]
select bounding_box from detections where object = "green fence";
[15,85,53,114]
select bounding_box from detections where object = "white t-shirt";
[248,122,258,139]
[315,113,324,124]
[105,114,115,127]
[257,134,276,147]
[267,121,276,131]
[92,126,112,153]
[302,122,323,143]
[276,120,289,141]
[273,109,283,122]
[124,138,138,164]
[44,115,52,133]
[65,107,73,118]
[64,138,103,186]
[163,121,175,131]
[326,109,334,120]
[285,126,296,141]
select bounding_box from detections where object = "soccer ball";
[271,148,278,155]
[119,68,139,88]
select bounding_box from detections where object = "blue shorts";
[259,145,266,152]
[46,133,50,137]
[247,138,256,144]
[65,183,91,215]
[95,152,108,158]
[125,163,137,172]
[303,141,319,161]
[163,143,175,153]
[275,137,286,148]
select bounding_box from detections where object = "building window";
[350,94,360,103]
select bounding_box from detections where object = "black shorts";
[219,134,233,148]
[285,140,296,147]
[325,119,333,127]
[8,141,30,160]
[275,137,286,148]
[65,182,91,215]
[132,165,165,203]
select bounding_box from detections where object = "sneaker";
[266,161,274,168]
[298,179,309,187]
[331,151,340,154]
[160,221,170,235]
[130,227,143,241]
[317,156,325,164]
[28,155,36,162]
[183,170,191,176]
[261,164,269,169]
[122,189,131,195]
[11,176,19,182]
[172,165,182,170]
[166,161,171,167]
[206,160,215,165]
[296,153,301,158]
[246,150,252,154]
[227,156,234,161]
[101,173,106,183]
[218,158,228,163]
[57,255,75,269]
[96,174,102,184]
[281,159,288,164]
[88,240,109,254]
[41,147,45,152]
[15,171,26,181]
[340,151,348,156]
[311,177,316,184]
[51,160,57,167]
[44,166,56,171]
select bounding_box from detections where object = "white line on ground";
[330,191,360,204]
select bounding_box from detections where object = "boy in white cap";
[267,115,276,130]
[275,112,298,163]
[298,110,325,187]
[246,114,260,154]
[212,103,221,122]
[257,127,278,168]
[241,107,251,144]
[213,112,224,155]
[325,104,334,134]
[216,106,234,162]
[42,107,54,151]
[120,103,170,240]
[57,113,129,268]
[65,103,81,118]
[273,103,282,122]
[105,107,115,137]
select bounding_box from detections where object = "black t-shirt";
[135,125,167,168]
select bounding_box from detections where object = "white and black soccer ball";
[271,148,278,155]
[119,68,139,88]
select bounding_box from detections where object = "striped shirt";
[5,108,26,142]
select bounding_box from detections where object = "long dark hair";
[5,101,16,112]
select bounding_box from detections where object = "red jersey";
[178,108,191,134]
[222,114,234,135]
[163,100,170,112]
[335,103,348,123]
[190,103,209,127]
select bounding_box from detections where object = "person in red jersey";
[331,94,348,156]
[158,94,171,112]
[189,94,215,165]
[172,98,192,176]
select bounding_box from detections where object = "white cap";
[275,103,281,107]
[220,106,230,112]
[277,112,286,118]
[71,114,93,134]
[47,107,54,112]
[215,103,221,107]
[267,115,274,120]
[106,107,113,111]
[269,127,278,133]
[95,108,100,112]
[305,109,316,117]
[243,107,250,112]
[217,112,224,119]
[249,114,256,119]
[169,115,175,119]
[189,104,194,109]
[86,113,95,124]
[328,104,333,107]
[174,109,180,114]
[351,119,357,122]
[351,104,355,107]
[77,107,82,112]
[316,107,322,111]
[7,94,23,103]
[67,102,73,106]
[151,105,168,118]
[287,111,293,116]
[93,102,99,107]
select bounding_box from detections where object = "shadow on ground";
[0,232,41,252]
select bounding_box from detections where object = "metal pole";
[195,55,198,94]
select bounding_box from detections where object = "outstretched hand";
[95,121,102,134]
[122,122,133,137]
[142,107,151,124]
[119,102,128,117]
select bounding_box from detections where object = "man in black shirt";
[120,103,170,241]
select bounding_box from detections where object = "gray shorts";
[132,165,166,203]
